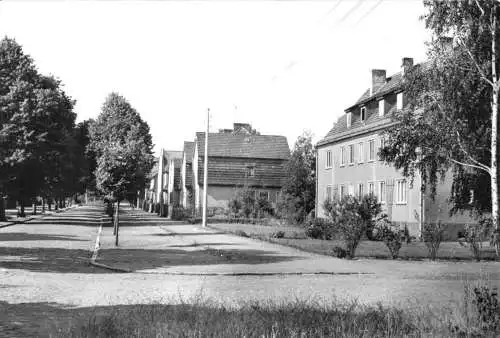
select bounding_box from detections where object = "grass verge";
[38,280,499,337]
[210,223,498,261]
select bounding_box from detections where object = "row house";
[316,57,474,239]
[141,148,182,216]
[181,123,290,212]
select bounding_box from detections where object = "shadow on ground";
[154,232,226,237]
[97,247,302,271]
[0,233,87,242]
[0,244,301,273]
[0,247,106,273]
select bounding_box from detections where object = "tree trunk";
[32,202,36,215]
[54,198,59,211]
[491,9,499,256]
[19,200,25,218]
[0,194,5,221]
[42,198,45,213]
[115,201,120,246]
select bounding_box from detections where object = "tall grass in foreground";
[54,282,499,338]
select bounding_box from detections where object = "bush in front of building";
[422,221,445,261]
[305,218,334,240]
[322,194,385,259]
[374,219,411,259]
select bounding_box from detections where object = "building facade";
[316,58,473,239]
[187,123,290,213]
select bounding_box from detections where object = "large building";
[183,123,290,213]
[316,57,473,239]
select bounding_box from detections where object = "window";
[368,139,375,161]
[358,183,364,198]
[368,182,374,195]
[396,179,407,204]
[358,142,364,163]
[360,106,366,122]
[326,185,332,200]
[348,184,354,196]
[346,112,352,128]
[340,147,346,166]
[259,191,269,200]
[379,138,385,160]
[397,92,403,110]
[247,166,255,177]
[378,181,386,203]
[378,99,385,117]
[340,185,345,198]
[348,144,354,165]
[326,150,332,169]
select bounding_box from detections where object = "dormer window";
[397,92,403,110]
[346,112,352,128]
[360,106,366,122]
[378,99,385,117]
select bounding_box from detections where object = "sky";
[0,0,430,155]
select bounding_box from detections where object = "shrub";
[459,223,487,261]
[422,222,445,261]
[358,194,383,240]
[322,195,385,259]
[374,219,411,259]
[305,218,334,240]
[270,231,285,239]
[473,285,500,332]
[234,230,249,238]
[228,197,242,216]
[332,246,347,258]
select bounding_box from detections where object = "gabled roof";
[195,132,290,160]
[183,141,195,163]
[164,150,183,161]
[317,62,429,147]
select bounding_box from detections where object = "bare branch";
[474,0,485,17]
[455,130,491,171]
[450,158,491,174]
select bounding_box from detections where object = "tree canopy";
[278,130,316,223]
[381,1,499,216]
[0,37,85,216]
[89,92,154,203]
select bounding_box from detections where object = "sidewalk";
[0,205,78,228]
[95,210,375,275]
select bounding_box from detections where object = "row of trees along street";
[0,38,96,219]
[380,0,500,254]
[0,37,154,241]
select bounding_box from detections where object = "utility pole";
[202,108,209,228]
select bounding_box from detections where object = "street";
[1,205,499,311]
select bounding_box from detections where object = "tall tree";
[380,1,500,253]
[89,93,154,245]
[0,37,77,217]
[278,130,315,223]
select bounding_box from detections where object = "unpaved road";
[1,205,499,313]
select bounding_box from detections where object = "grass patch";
[42,281,500,338]
[49,299,434,337]
[211,223,498,261]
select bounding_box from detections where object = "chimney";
[371,69,386,95]
[401,57,414,77]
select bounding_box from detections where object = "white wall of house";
[316,131,421,232]
[193,142,200,210]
